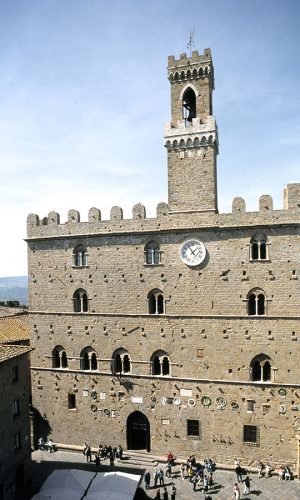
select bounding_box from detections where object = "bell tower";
[164,48,219,213]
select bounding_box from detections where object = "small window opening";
[68,393,76,409]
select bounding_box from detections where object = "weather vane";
[187,29,195,56]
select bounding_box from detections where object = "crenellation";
[168,49,212,70]
[88,207,101,222]
[232,197,246,214]
[283,182,300,211]
[110,206,123,220]
[259,195,273,212]
[132,203,146,220]
[68,209,80,223]
[26,197,300,241]
[48,211,60,225]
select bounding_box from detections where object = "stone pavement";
[29,450,300,500]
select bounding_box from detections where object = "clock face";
[180,239,206,266]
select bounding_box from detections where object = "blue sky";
[0,0,299,277]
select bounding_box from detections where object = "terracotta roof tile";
[0,315,29,343]
[0,344,31,363]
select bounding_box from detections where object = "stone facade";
[0,346,32,499]
[27,49,300,472]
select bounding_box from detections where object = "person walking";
[170,484,176,500]
[158,468,164,486]
[86,445,92,462]
[231,483,240,500]
[166,461,172,478]
[243,475,250,495]
[256,460,264,478]
[235,464,243,482]
[180,463,185,480]
[144,470,151,490]
[193,474,197,491]
[162,486,169,500]
[203,475,209,494]
[83,441,88,455]
[154,488,161,500]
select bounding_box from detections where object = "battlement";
[168,48,212,68]
[26,183,300,240]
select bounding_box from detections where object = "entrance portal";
[127,411,150,451]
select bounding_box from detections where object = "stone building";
[27,48,300,473]
[0,329,31,499]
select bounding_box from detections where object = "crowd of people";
[255,460,293,481]
[146,453,295,499]
[83,441,123,468]
[144,452,217,499]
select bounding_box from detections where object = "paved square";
[30,450,300,500]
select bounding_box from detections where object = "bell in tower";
[164,48,219,214]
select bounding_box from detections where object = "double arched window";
[250,234,268,261]
[182,88,196,125]
[52,346,68,369]
[151,350,170,376]
[144,241,161,265]
[250,354,272,382]
[80,347,98,371]
[73,245,88,267]
[148,289,165,314]
[112,348,131,374]
[247,289,266,316]
[73,289,89,313]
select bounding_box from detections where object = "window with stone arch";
[250,233,268,261]
[151,350,171,376]
[80,347,98,371]
[182,87,196,125]
[73,289,89,313]
[73,245,88,267]
[148,289,165,315]
[250,354,272,382]
[112,348,131,374]
[144,241,161,265]
[247,288,266,316]
[52,345,68,369]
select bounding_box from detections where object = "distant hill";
[0,276,28,305]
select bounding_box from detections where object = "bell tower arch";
[164,48,219,213]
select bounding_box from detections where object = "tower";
[164,48,219,213]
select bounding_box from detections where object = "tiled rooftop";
[0,344,31,363]
[0,314,29,343]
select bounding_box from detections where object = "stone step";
[123,451,159,467]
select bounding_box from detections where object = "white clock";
[180,239,206,266]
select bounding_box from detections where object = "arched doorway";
[127,411,150,451]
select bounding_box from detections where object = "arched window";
[250,234,268,260]
[151,351,170,376]
[52,346,68,369]
[182,88,196,125]
[250,354,272,382]
[148,289,164,314]
[73,289,89,313]
[112,348,131,374]
[73,245,88,267]
[144,241,161,265]
[80,347,98,371]
[247,289,266,316]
